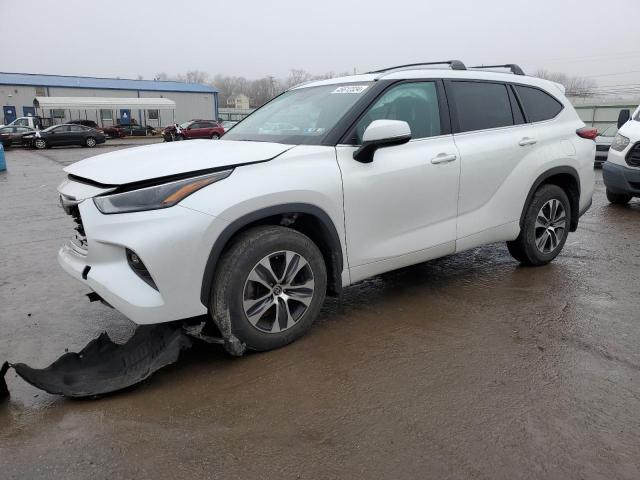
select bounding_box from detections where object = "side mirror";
[353,120,412,163]
[617,109,631,129]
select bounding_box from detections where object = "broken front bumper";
[58,197,229,325]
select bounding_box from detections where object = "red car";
[101,125,127,138]
[163,120,224,141]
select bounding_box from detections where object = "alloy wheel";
[86,138,96,147]
[534,199,566,254]
[242,250,315,334]
[35,139,46,149]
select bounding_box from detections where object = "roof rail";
[368,60,467,74]
[470,64,525,76]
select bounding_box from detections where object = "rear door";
[189,122,207,138]
[445,80,543,247]
[336,80,460,282]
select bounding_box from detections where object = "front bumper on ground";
[58,199,229,324]
[602,160,640,197]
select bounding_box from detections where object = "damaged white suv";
[58,61,595,355]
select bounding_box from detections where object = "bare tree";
[534,69,597,98]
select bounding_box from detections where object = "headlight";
[93,169,232,214]
[611,134,630,152]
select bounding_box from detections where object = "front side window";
[514,85,563,122]
[451,81,514,132]
[224,83,373,145]
[13,118,29,127]
[354,82,441,143]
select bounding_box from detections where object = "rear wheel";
[211,133,220,140]
[85,137,97,148]
[606,189,632,205]
[211,226,327,351]
[507,184,571,266]
[34,138,47,150]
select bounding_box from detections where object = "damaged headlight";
[94,169,233,214]
[610,134,630,152]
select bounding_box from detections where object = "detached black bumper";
[602,161,640,197]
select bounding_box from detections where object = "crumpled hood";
[64,139,294,185]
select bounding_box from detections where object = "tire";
[175,134,184,141]
[34,138,47,150]
[85,137,97,148]
[606,189,631,205]
[211,225,327,351]
[507,184,571,266]
[211,133,220,140]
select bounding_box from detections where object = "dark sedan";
[0,125,35,148]
[118,124,157,136]
[24,124,106,149]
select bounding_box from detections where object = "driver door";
[335,81,460,283]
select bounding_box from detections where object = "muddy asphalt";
[1,140,639,479]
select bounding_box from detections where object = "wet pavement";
[1,142,640,479]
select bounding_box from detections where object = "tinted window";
[508,87,525,125]
[69,125,84,132]
[514,85,563,122]
[451,81,513,132]
[355,82,441,143]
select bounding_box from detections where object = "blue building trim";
[0,72,218,94]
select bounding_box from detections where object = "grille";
[627,143,640,167]
[60,194,88,256]
[596,144,610,152]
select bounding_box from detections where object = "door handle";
[518,137,537,146]
[430,153,457,164]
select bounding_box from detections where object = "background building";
[0,72,219,127]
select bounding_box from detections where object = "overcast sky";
[2,0,640,92]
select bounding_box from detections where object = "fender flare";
[520,166,581,231]
[200,203,344,306]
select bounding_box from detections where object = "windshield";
[179,121,192,128]
[223,83,373,145]
[600,125,618,137]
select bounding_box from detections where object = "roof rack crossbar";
[368,60,467,74]
[470,64,525,76]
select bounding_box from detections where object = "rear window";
[450,81,514,132]
[514,85,563,122]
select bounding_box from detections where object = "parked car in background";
[56,61,594,354]
[102,125,127,138]
[0,125,35,148]
[69,119,103,131]
[116,124,157,136]
[0,116,52,129]
[603,106,640,204]
[595,124,617,166]
[163,120,224,141]
[24,124,106,149]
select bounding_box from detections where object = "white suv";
[57,61,595,354]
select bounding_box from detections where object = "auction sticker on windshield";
[332,85,369,94]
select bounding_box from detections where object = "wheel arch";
[200,203,344,306]
[521,166,581,232]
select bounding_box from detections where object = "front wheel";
[85,137,97,148]
[211,133,220,140]
[211,226,327,351]
[606,189,632,205]
[507,184,571,266]
[34,138,47,149]
[175,134,184,141]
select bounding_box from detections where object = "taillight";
[576,127,598,140]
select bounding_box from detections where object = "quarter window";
[354,82,441,143]
[451,81,514,132]
[514,85,563,122]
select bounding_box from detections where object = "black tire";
[606,189,631,205]
[85,137,97,148]
[34,138,47,150]
[507,184,571,266]
[211,133,220,140]
[211,225,327,351]
[175,134,184,141]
